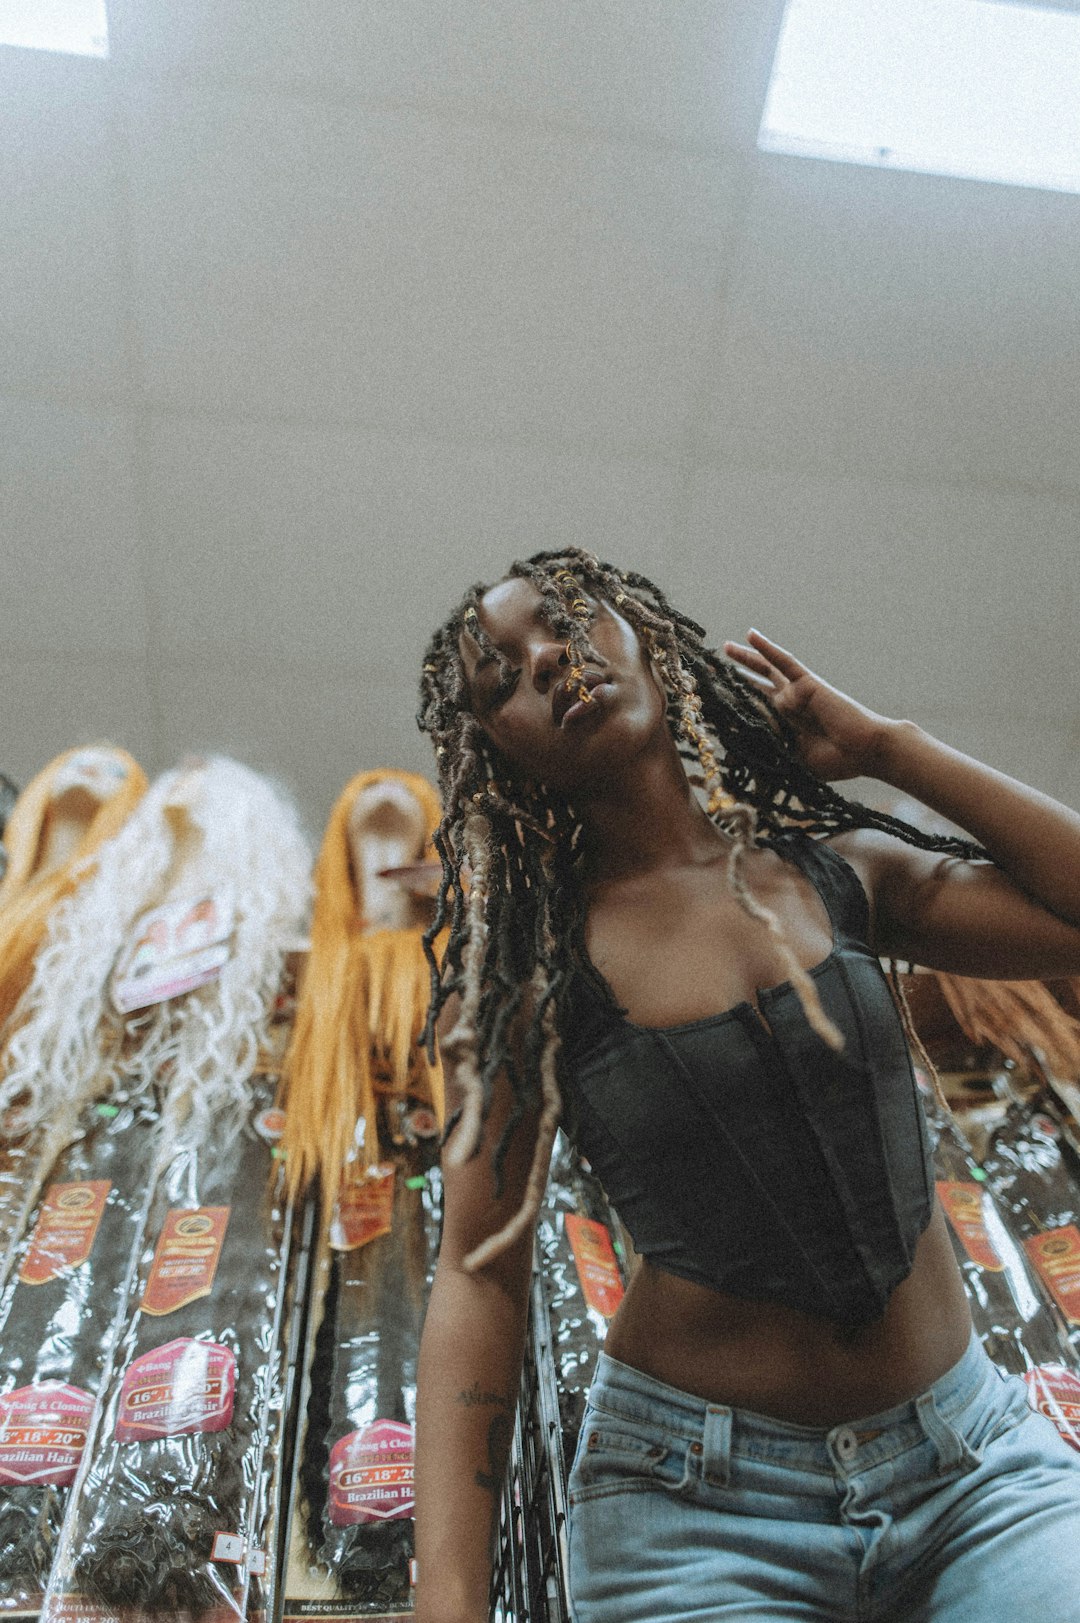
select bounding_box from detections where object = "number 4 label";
[211,1532,245,1564]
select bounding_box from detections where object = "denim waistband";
[586,1328,999,1478]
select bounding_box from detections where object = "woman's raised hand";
[723,629,897,782]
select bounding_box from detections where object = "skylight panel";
[758,0,1080,195]
[0,0,109,57]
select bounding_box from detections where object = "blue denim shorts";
[567,1330,1080,1622]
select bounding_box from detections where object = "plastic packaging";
[981,1089,1080,1348]
[0,1127,49,1292]
[535,1132,629,1453]
[282,1106,441,1620]
[931,1107,1073,1372]
[245,1176,317,1623]
[0,1094,159,1612]
[43,1080,292,1621]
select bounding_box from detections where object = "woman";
[414,547,1080,1623]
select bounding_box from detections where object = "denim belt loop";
[702,1404,733,1487]
[916,1389,981,1475]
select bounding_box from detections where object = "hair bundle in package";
[283,1114,442,1621]
[979,1084,1080,1446]
[536,1131,630,1452]
[0,1130,49,1301]
[43,1078,293,1621]
[0,1092,160,1612]
[929,1103,1076,1373]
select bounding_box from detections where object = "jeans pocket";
[568,1416,683,1503]
[952,1371,1034,1463]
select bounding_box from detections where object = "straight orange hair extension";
[0,747,147,1047]
[932,970,1080,1078]
[281,769,444,1212]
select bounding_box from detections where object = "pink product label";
[115,1338,236,1442]
[0,1382,95,1486]
[329,1419,414,1526]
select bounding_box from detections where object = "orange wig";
[281,769,444,1208]
[932,971,1080,1079]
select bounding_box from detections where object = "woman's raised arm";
[726,628,1080,979]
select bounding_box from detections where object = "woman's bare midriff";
[603,1200,973,1426]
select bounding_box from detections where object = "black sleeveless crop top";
[559,832,935,1329]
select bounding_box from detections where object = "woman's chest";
[584,860,835,1029]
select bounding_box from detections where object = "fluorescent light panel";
[759,0,1080,195]
[0,0,109,57]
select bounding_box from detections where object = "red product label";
[935,1181,1004,1271]
[329,1419,414,1525]
[115,1337,236,1441]
[19,1181,111,1285]
[565,1215,625,1318]
[1024,1364,1080,1452]
[255,1108,286,1142]
[0,1382,94,1486]
[330,1166,395,1252]
[141,1207,230,1315]
[1024,1225,1080,1327]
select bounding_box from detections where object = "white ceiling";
[2,0,1078,841]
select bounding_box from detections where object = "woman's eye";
[489,669,520,708]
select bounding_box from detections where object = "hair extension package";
[40,1076,294,1623]
[536,1131,631,1456]
[979,1085,1080,1447]
[0,1127,51,1294]
[0,1093,160,1619]
[279,1105,441,1622]
[926,1096,1080,1451]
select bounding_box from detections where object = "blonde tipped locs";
[418,547,990,1269]
[438,807,495,1171]
[885,962,953,1119]
[0,747,148,1057]
[280,768,445,1219]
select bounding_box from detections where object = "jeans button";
[834,1427,858,1461]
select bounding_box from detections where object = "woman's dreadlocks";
[417,547,985,1269]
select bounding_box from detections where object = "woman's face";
[459,577,669,793]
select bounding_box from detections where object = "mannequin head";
[0,745,147,1051]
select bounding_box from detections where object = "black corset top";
[558,832,935,1329]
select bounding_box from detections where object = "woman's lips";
[559,679,614,728]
